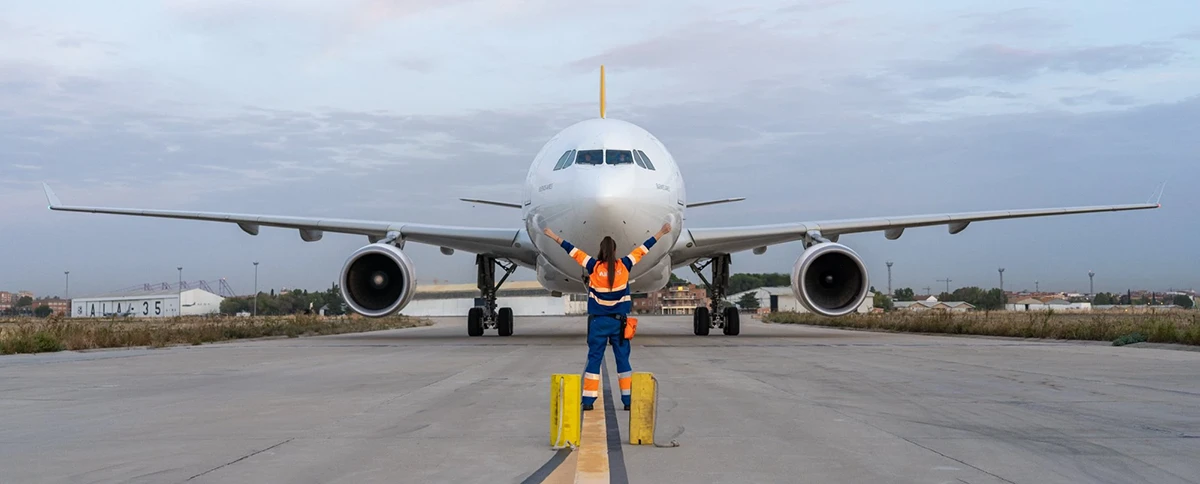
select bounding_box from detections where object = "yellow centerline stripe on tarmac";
[573,370,610,483]
[539,370,611,484]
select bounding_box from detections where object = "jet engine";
[339,243,416,317]
[790,242,870,317]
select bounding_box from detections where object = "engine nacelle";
[790,242,870,317]
[339,243,417,317]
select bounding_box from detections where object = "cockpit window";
[575,149,603,165]
[635,150,656,170]
[606,150,634,165]
[552,150,575,170]
[633,153,647,169]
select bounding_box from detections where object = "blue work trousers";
[582,315,632,407]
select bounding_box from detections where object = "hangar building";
[70,288,224,318]
[401,281,587,317]
[727,286,875,314]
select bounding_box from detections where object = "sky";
[1,0,1197,299]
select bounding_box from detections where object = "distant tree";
[34,304,52,318]
[1093,293,1115,305]
[981,288,1008,310]
[728,273,790,295]
[1172,295,1194,309]
[893,288,915,301]
[16,296,32,308]
[668,273,688,285]
[217,284,350,316]
[220,297,252,315]
[873,292,894,311]
[736,292,760,310]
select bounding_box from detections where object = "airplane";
[40,65,1162,337]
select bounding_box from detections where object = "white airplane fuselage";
[521,118,685,294]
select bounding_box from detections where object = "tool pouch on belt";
[623,317,638,340]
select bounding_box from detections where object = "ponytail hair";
[598,236,617,288]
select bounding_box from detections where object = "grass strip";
[0,314,431,355]
[762,310,1200,346]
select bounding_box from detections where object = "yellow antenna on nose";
[599,64,606,119]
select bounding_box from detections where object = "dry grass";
[0,314,432,355]
[763,310,1200,346]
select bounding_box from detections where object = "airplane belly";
[536,250,671,295]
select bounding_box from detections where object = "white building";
[70,288,224,318]
[727,286,874,314]
[894,296,974,312]
[1006,298,1092,312]
[400,281,587,317]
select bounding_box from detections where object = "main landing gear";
[468,255,517,337]
[688,254,740,336]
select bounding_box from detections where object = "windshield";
[575,149,603,165]
[606,150,634,165]
[635,150,656,170]
[552,150,575,170]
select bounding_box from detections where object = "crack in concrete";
[184,438,293,482]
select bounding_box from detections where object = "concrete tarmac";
[1,315,1198,483]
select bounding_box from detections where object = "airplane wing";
[42,183,538,266]
[670,201,1161,262]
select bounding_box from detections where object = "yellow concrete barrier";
[629,372,655,445]
[550,373,581,448]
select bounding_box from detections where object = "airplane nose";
[590,179,630,209]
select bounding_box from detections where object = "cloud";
[986,91,1022,99]
[393,57,437,73]
[957,7,1064,36]
[898,43,1180,81]
[1061,90,1138,107]
[776,0,848,14]
[912,86,974,101]
[564,18,837,83]
[54,35,121,50]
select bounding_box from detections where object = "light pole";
[64,271,70,299]
[1035,280,1039,293]
[1088,270,1095,299]
[998,267,1005,293]
[177,267,183,316]
[253,261,259,317]
[886,261,893,297]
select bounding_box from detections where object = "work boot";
[583,403,594,411]
[623,404,630,411]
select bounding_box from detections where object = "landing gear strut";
[468,255,516,337]
[689,254,740,336]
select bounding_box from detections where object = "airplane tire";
[468,307,484,337]
[693,307,710,336]
[723,306,740,336]
[498,307,514,337]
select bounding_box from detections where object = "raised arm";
[543,227,596,271]
[622,222,671,268]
